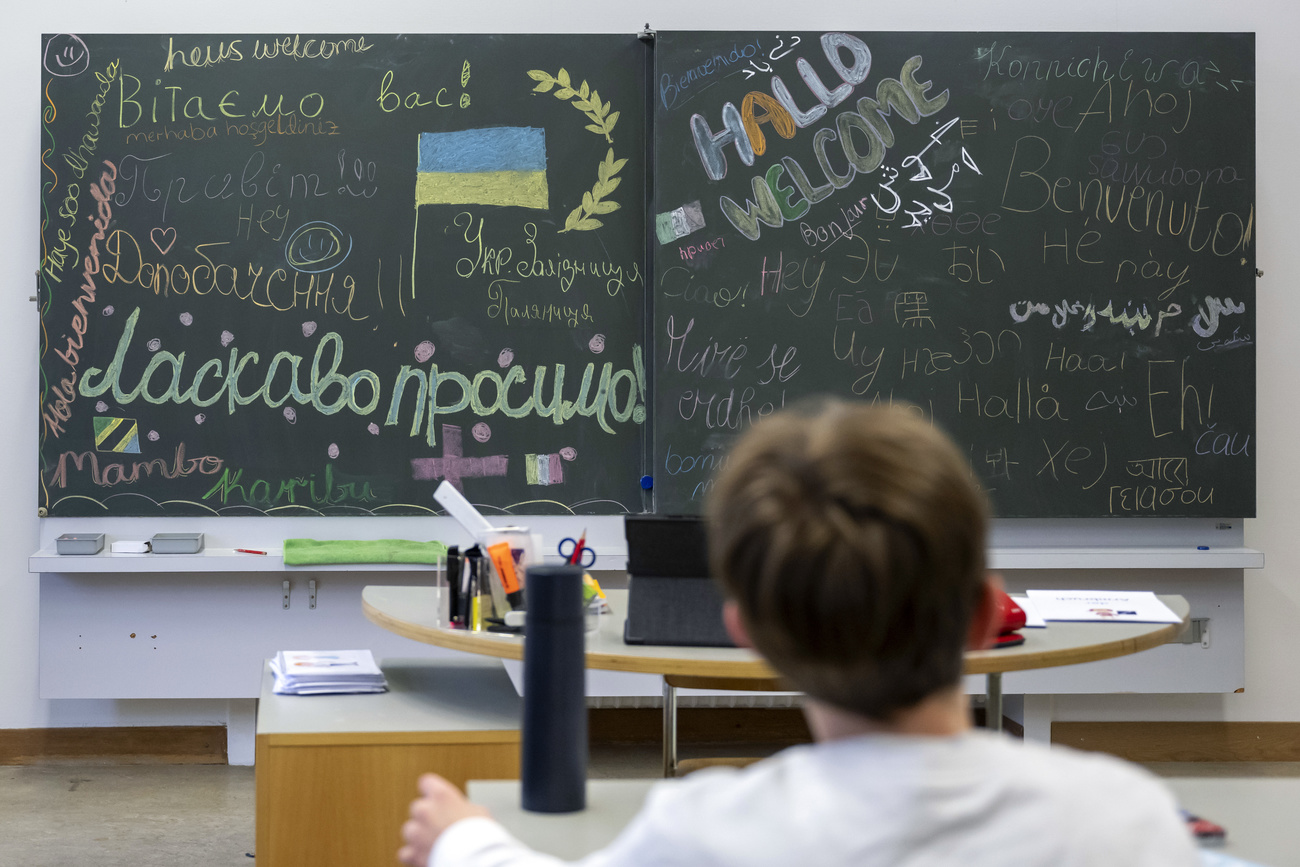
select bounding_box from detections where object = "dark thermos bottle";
[520,564,587,813]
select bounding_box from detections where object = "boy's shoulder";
[944,730,1180,811]
[986,731,1168,787]
[614,733,1197,867]
[652,731,1184,835]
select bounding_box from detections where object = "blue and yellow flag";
[416,127,549,210]
[93,417,141,454]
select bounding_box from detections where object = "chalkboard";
[39,34,648,516]
[652,31,1255,517]
[38,31,1259,520]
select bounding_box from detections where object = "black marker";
[459,546,481,629]
[446,546,461,627]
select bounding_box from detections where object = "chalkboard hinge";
[308,578,317,610]
[282,580,291,610]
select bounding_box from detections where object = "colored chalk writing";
[37,31,1256,519]
[652,30,1255,518]
[39,33,648,516]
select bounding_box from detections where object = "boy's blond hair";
[706,400,988,720]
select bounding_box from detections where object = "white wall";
[7,0,1296,732]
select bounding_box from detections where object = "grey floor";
[1,751,1297,867]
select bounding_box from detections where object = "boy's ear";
[722,600,754,649]
[968,573,1006,650]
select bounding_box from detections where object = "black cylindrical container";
[520,564,587,813]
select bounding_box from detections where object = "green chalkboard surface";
[40,34,648,516]
[652,31,1255,517]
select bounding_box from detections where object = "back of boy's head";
[706,400,988,721]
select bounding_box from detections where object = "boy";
[400,401,1199,867]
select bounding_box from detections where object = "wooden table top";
[363,586,1189,679]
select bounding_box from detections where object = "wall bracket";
[1175,617,1210,648]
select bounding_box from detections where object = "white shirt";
[432,730,1200,867]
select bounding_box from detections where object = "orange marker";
[487,541,522,595]
[486,541,526,609]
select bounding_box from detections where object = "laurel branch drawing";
[527,68,627,232]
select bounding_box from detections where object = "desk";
[363,586,1190,730]
[255,658,522,867]
[363,586,1189,677]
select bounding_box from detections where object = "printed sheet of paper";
[1024,590,1182,623]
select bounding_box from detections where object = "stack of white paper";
[270,649,388,695]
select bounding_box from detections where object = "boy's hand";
[398,773,491,866]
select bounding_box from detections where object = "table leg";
[985,672,1003,732]
[1020,694,1054,744]
[226,699,257,766]
[662,678,677,777]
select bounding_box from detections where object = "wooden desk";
[364,585,1189,735]
[362,586,1190,679]
[255,658,521,867]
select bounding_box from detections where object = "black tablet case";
[622,516,734,647]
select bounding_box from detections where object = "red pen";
[568,530,587,565]
[235,548,267,555]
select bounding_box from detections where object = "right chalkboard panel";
[652,31,1255,517]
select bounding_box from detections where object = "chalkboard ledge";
[30,546,1262,573]
[988,547,1264,571]
[28,548,435,574]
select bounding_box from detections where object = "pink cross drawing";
[410,424,508,493]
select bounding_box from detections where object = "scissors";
[557,533,596,568]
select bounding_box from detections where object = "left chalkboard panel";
[39,34,648,517]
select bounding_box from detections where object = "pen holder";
[520,564,586,813]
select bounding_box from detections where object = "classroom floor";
[0,750,1297,867]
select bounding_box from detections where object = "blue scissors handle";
[557,537,596,568]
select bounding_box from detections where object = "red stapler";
[994,591,1026,648]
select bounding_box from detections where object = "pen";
[235,548,267,555]
[568,529,587,565]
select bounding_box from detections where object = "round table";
[363,585,1189,732]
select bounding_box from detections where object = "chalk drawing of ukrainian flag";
[415,127,549,210]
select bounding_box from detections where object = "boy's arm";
[398,774,592,867]
[398,774,493,867]
[400,772,683,867]
[429,817,571,867]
